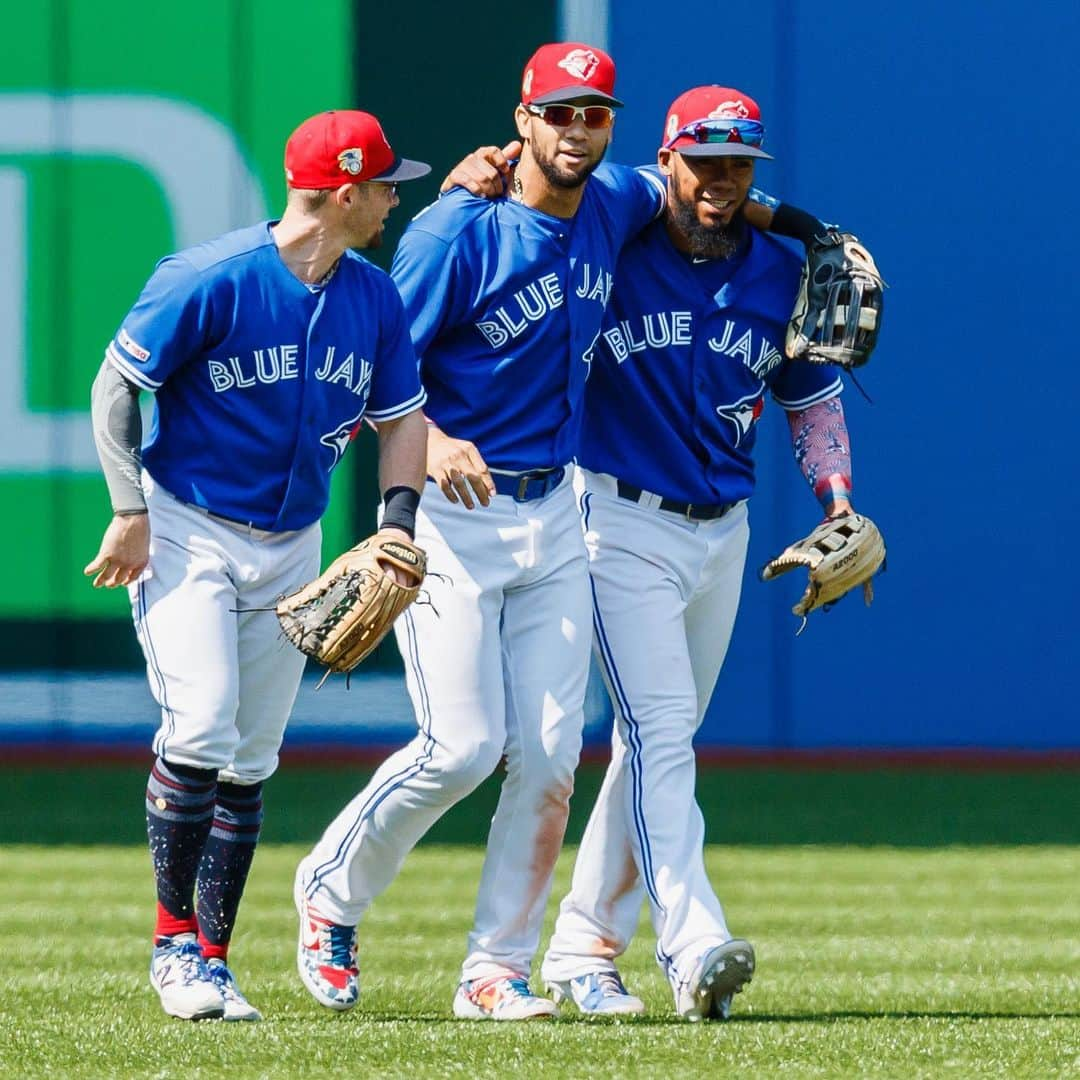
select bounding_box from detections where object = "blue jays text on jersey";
[389,164,664,472]
[580,221,843,506]
[105,222,426,531]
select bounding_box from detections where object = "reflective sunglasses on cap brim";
[526,103,615,130]
[665,117,765,149]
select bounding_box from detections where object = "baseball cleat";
[546,970,646,1016]
[675,938,755,1022]
[452,974,558,1020]
[294,868,359,1010]
[149,933,225,1020]
[206,959,262,1021]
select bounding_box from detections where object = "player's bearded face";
[527,105,611,189]
[666,152,754,259]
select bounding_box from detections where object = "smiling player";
[85,110,431,1022]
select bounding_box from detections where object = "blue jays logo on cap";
[337,148,364,176]
[557,48,600,82]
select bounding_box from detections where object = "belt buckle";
[516,474,531,501]
[684,503,697,522]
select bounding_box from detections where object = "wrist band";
[381,486,421,539]
[770,203,829,248]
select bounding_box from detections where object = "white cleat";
[206,959,262,1021]
[149,933,225,1020]
[452,974,558,1020]
[547,970,646,1016]
[675,938,755,1022]
[294,865,359,1011]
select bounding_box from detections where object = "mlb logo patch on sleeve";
[118,328,151,362]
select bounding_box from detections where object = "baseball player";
[84,110,431,1021]
[294,46,840,1021]
[538,86,855,1020]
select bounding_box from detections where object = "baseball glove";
[760,512,885,622]
[785,231,885,369]
[276,532,427,678]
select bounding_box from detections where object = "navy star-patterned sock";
[146,757,218,944]
[196,780,264,961]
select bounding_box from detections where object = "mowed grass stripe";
[1,845,1078,1078]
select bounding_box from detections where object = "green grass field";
[2,767,1079,1077]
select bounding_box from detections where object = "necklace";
[304,259,340,293]
[511,171,524,203]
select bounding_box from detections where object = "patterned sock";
[196,780,264,962]
[146,757,218,945]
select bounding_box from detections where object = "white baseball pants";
[301,473,591,981]
[132,473,320,783]
[541,469,749,988]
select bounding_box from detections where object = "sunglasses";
[526,103,615,130]
[367,181,399,197]
[664,117,765,149]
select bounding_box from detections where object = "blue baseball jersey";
[390,164,664,471]
[580,220,842,505]
[105,222,426,531]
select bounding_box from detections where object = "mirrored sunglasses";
[526,103,615,130]
[665,117,765,149]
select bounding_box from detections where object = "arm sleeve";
[105,255,211,391]
[767,202,832,247]
[390,227,470,356]
[364,280,428,421]
[787,395,853,510]
[90,358,146,514]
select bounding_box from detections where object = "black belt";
[615,480,735,521]
[490,467,566,502]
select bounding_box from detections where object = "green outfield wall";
[0,0,560,669]
[0,0,356,662]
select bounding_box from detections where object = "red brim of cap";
[371,157,432,182]
[529,87,624,107]
[673,142,773,160]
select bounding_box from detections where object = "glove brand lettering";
[707,319,783,377]
[475,272,564,348]
[207,345,372,397]
[601,310,693,362]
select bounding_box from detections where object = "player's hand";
[84,512,151,588]
[440,141,523,198]
[427,426,496,510]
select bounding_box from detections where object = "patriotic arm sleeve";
[787,394,853,513]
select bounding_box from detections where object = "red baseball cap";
[662,86,773,160]
[284,110,431,189]
[521,43,623,107]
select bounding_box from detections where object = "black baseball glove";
[785,231,885,369]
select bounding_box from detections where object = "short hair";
[287,187,331,211]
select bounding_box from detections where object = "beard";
[533,142,607,190]
[669,188,746,260]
